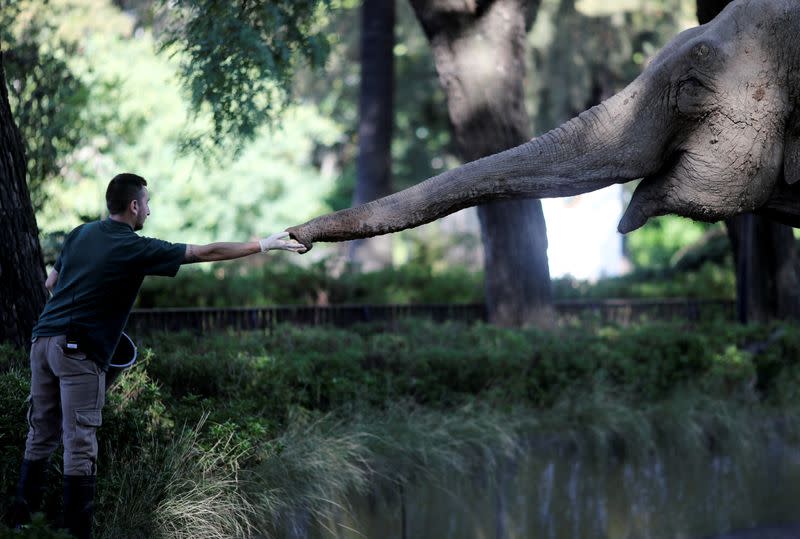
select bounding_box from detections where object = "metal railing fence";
[126,298,735,333]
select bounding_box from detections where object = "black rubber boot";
[8,458,48,528]
[62,475,96,539]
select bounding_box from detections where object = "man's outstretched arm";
[183,232,305,264]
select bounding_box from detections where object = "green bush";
[136,259,486,308]
[136,257,735,309]
[2,514,73,538]
[4,320,800,537]
[135,319,796,419]
[552,260,735,300]
[0,366,34,520]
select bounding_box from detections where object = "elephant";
[287,0,800,250]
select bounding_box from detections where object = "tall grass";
[4,320,800,537]
[97,416,255,539]
[97,392,799,538]
[235,402,534,538]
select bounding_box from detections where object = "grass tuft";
[98,416,254,539]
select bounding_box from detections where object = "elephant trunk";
[288,77,663,247]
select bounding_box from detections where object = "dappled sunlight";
[452,36,512,113]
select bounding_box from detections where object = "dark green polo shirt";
[32,218,186,370]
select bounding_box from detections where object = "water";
[304,434,800,539]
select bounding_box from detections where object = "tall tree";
[166,0,552,325]
[349,0,395,270]
[409,0,552,327]
[727,215,800,322]
[161,0,332,151]
[697,0,800,322]
[0,50,47,347]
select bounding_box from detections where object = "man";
[10,172,305,538]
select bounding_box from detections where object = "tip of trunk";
[286,226,313,251]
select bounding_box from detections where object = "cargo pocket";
[74,409,102,475]
[75,409,102,429]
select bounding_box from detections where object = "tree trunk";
[726,215,800,323]
[0,50,47,348]
[409,0,552,327]
[697,0,800,323]
[349,0,395,271]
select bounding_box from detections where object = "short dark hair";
[106,173,147,214]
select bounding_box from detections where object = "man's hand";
[45,269,59,293]
[259,232,307,253]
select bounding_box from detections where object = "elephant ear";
[785,110,800,185]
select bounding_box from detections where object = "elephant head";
[288,0,800,248]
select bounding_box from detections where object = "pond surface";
[295,434,800,539]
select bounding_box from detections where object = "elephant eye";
[692,42,715,61]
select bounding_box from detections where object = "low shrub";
[136,259,486,308]
[136,257,735,309]
[132,319,799,423]
[552,260,735,300]
[3,319,800,537]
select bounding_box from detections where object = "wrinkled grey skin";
[288,0,800,249]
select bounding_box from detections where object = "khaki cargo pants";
[25,335,106,476]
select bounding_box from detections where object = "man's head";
[106,173,150,231]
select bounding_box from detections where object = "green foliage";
[96,418,254,539]
[29,0,460,265]
[36,30,343,246]
[0,367,31,515]
[137,258,485,307]
[101,350,174,447]
[4,28,84,211]
[314,1,454,210]
[553,259,735,300]
[626,216,720,269]
[4,514,73,539]
[4,320,800,536]
[529,0,695,133]
[0,1,22,45]
[28,0,713,276]
[133,320,800,417]
[0,0,131,211]
[670,226,731,271]
[135,256,733,309]
[160,0,333,151]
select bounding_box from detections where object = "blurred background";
[3,0,747,310]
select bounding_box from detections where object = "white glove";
[259,232,306,253]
